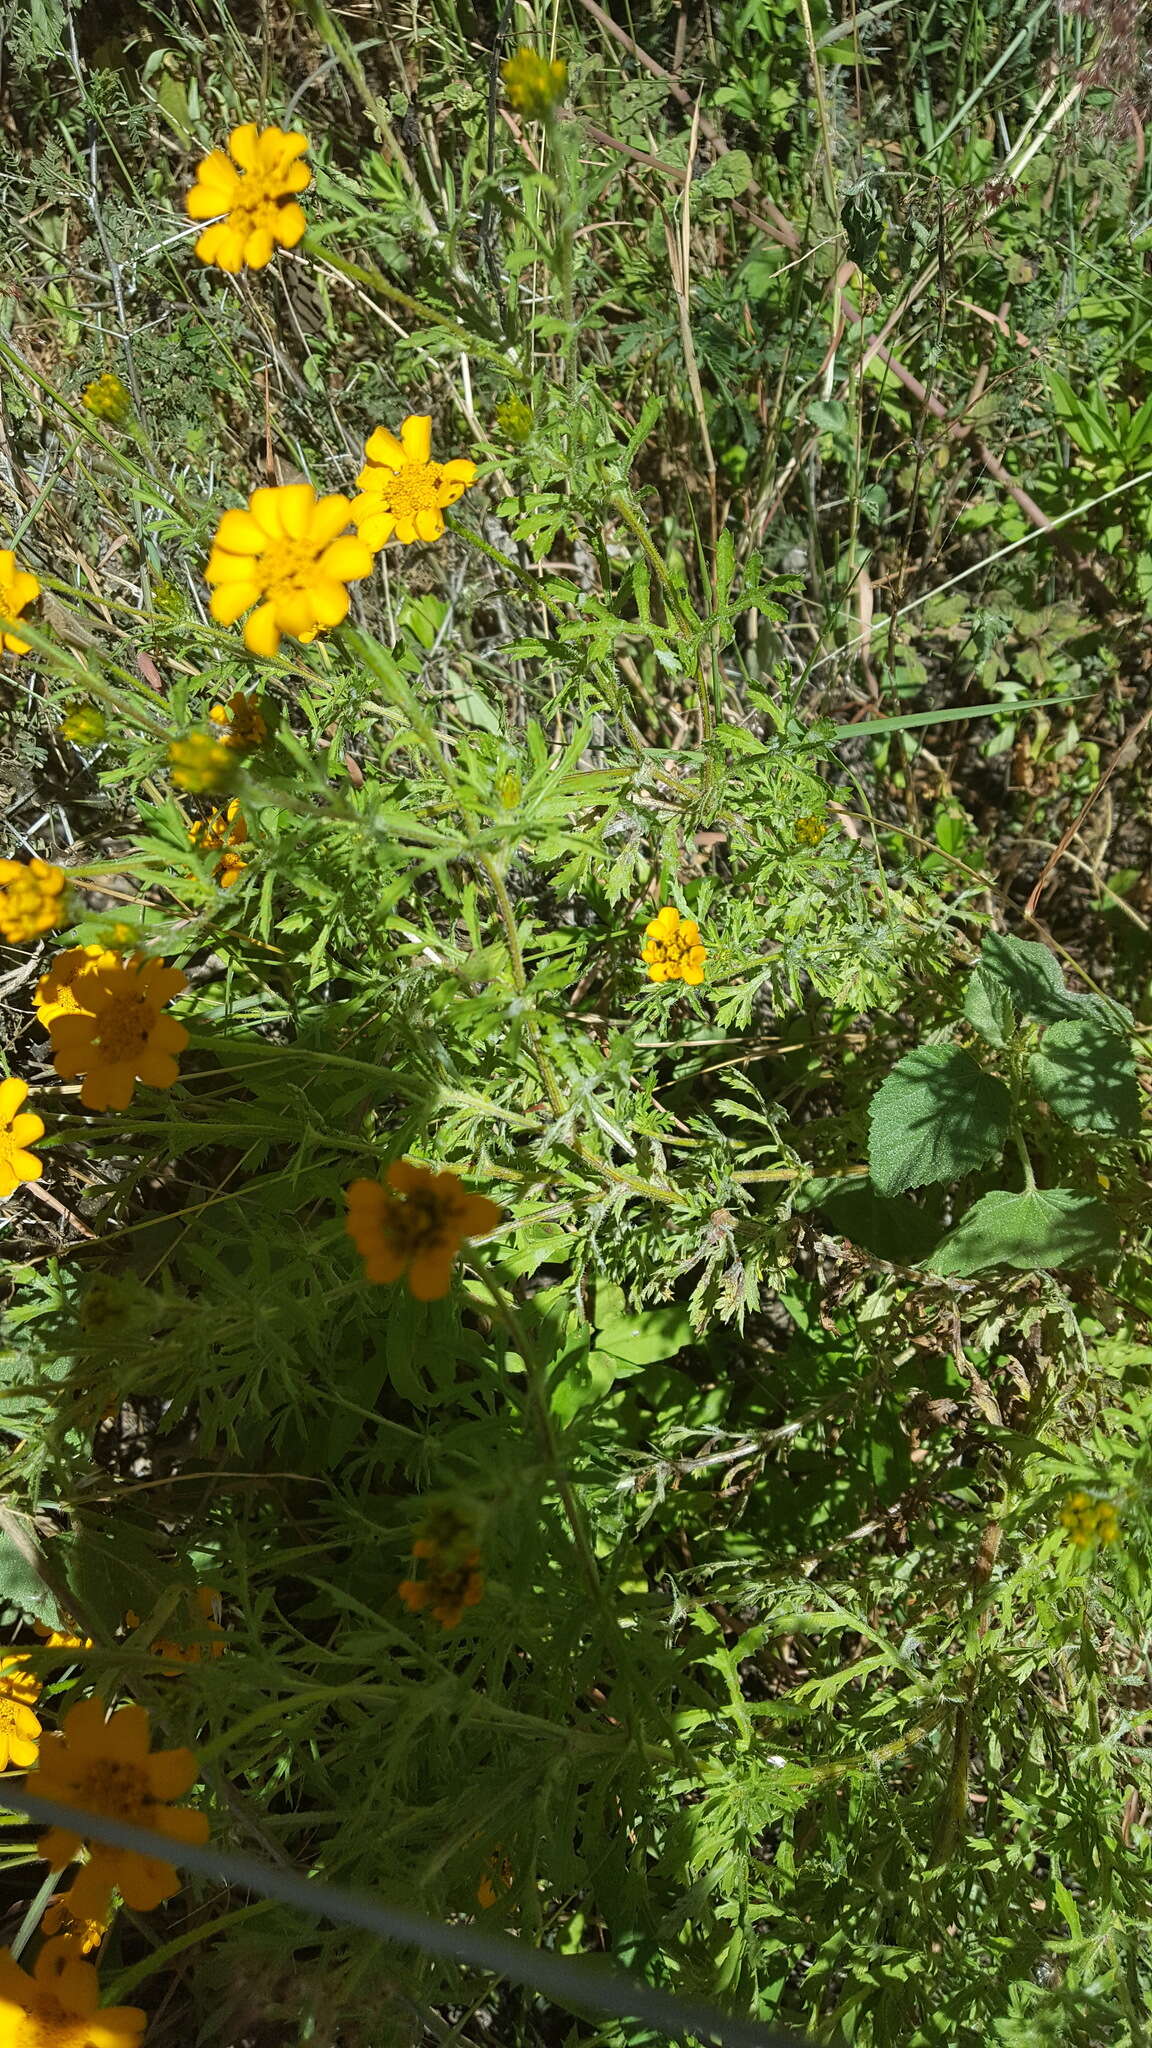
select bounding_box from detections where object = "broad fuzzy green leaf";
[929,1187,1119,1277]
[868,1046,1011,1196]
[1030,1019,1141,1135]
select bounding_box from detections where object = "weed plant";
[0,2,1150,2045]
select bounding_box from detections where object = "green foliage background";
[0,0,1151,2043]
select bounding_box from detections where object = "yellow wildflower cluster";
[0,549,40,656]
[209,689,267,751]
[188,801,248,889]
[185,123,310,272]
[794,813,828,847]
[1059,1491,1120,1548]
[0,857,68,944]
[501,46,568,120]
[399,1508,485,1630]
[59,702,107,747]
[641,905,707,986]
[81,373,132,425]
[167,732,235,793]
[345,1160,501,1300]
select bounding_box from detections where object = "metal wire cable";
[0,1787,805,2047]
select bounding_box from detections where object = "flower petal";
[364,426,406,469]
[414,506,444,543]
[271,201,308,248]
[318,536,374,582]
[243,227,275,270]
[400,415,433,463]
[212,508,269,557]
[309,578,351,628]
[209,583,260,627]
[276,483,319,541]
[249,489,287,540]
[307,493,354,546]
[408,1251,456,1300]
[228,123,260,169]
[244,602,282,658]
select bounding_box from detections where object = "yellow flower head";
[205,482,374,657]
[0,857,68,944]
[59,702,107,747]
[209,689,268,752]
[125,1586,227,1671]
[0,1938,145,2048]
[495,396,534,444]
[32,1621,93,1658]
[39,1881,107,1956]
[349,416,477,550]
[794,813,827,847]
[188,799,248,889]
[501,46,568,119]
[34,946,118,1029]
[641,905,707,986]
[0,550,41,657]
[345,1160,501,1300]
[1058,1490,1120,1548]
[49,956,189,1113]
[185,122,311,272]
[0,1079,44,1201]
[167,732,235,794]
[0,1652,40,1771]
[398,1549,484,1630]
[27,1696,209,1911]
[476,1849,514,1909]
[81,373,132,425]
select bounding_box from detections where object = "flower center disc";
[95,995,155,1063]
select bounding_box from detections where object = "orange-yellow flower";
[0,1653,40,1771]
[27,1697,209,1912]
[349,416,477,549]
[49,957,189,1112]
[641,905,707,986]
[32,1623,93,1658]
[0,1938,144,2047]
[0,858,68,944]
[398,1550,484,1629]
[188,801,248,888]
[0,1079,44,1201]
[39,1878,107,1955]
[185,123,310,272]
[34,947,118,1029]
[205,482,374,658]
[124,1587,226,1670]
[209,689,267,751]
[0,550,41,656]
[345,1161,501,1300]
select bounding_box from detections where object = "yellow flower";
[494,397,533,444]
[167,732,234,794]
[349,416,477,549]
[34,947,118,1029]
[0,858,69,944]
[39,1875,108,1956]
[81,374,131,426]
[0,1079,44,1201]
[794,814,827,847]
[1058,1490,1120,1548]
[32,1622,93,1658]
[124,1587,226,1671]
[188,800,248,889]
[59,703,107,747]
[501,47,568,119]
[476,1850,513,1909]
[345,1161,501,1300]
[641,905,707,986]
[0,550,41,657]
[209,689,267,752]
[28,1696,209,1912]
[49,956,189,1113]
[0,1938,145,2048]
[185,123,310,272]
[399,1548,484,1630]
[205,482,374,657]
[0,1654,40,1771]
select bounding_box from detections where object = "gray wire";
[0,1788,805,2048]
